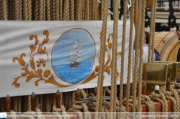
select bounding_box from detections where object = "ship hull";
[70,63,79,68]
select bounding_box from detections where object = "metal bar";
[103,101,141,119]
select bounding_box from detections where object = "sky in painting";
[52,29,95,66]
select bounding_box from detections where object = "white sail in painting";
[70,41,81,68]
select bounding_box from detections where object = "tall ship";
[1,0,180,118]
[69,41,81,68]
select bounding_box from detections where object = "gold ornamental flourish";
[12,30,67,88]
[81,31,121,84]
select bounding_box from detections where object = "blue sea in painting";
[53,61,93,83]
[52,29,95,83]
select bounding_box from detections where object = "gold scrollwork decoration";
[81,31,121,84]
[12,30,67,88]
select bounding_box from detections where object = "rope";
[95,0,108,116]
[53,94,56,107]
[13,97,17,112]
[49,94,53,112]
[2,0,8,20]
[53,106,62,112]
[151,0,157,62]
[9,0,15,20]
[110,0,118,114]
[17,97,21,112]
[85,89,88,95]
[15,0,19,20]
[63,0,69,20]
[27,0,32,20]
[46,0,51,20]
[46,95,50,112]
[23,0,28,20]
[42,95,46,112]
[19,0,22,20]
[84,0,89,20]
[36,108,46,119]
[36,95,39,108]
[101,0,104,20]
[141,95,155,112]
[80,89,87,98]
[149,92,168,112]
[23,112,35,119]
[89,0,93,20]
[93,0,97,20]
[126,0,135,112]
[11,96,13,110]
[59,0,63,20]
[0,98,5,112]
[50,0,52,20]
[55,0,59,20]
[68,93,104,119]
[24,96,28,112]
[132,0,140,112]
[161,86,180,112]
[68,109,83,119]
[72,91,75,105]
[148,0,157,62]
[70,0,74,20]
[68,92,72,110]
[137,0,146,112]
[34,0,39,20]
[0,0,2,20]
[61,105,70,119]
[76,0,82,20]
[123,98,138,112]
[82,0,85,20]
[52,0,56,20]
[52,112,62,119]
[39,0,43,21]
[64,93,69,110]
[119,0,128,109]
[28,95,31,111]
[82,103,91,119]
[10,110,17,119]
[40,95,43,111]
[101,105,106,119]
[43,0,45,20]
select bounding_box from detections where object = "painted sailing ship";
[69,41,81,68]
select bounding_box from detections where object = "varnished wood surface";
[142,82,147,95]
[56,90,61,108]
[5,95,11,112]
[154,31,179,61]
[146,91,152,95]
[76,88,81,106]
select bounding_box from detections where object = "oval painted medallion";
[52,29,95,83]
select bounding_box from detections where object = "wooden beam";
[56,90,61,108]
[31,92,36,111]
[5,95,11,112]
[76,88,81,105]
